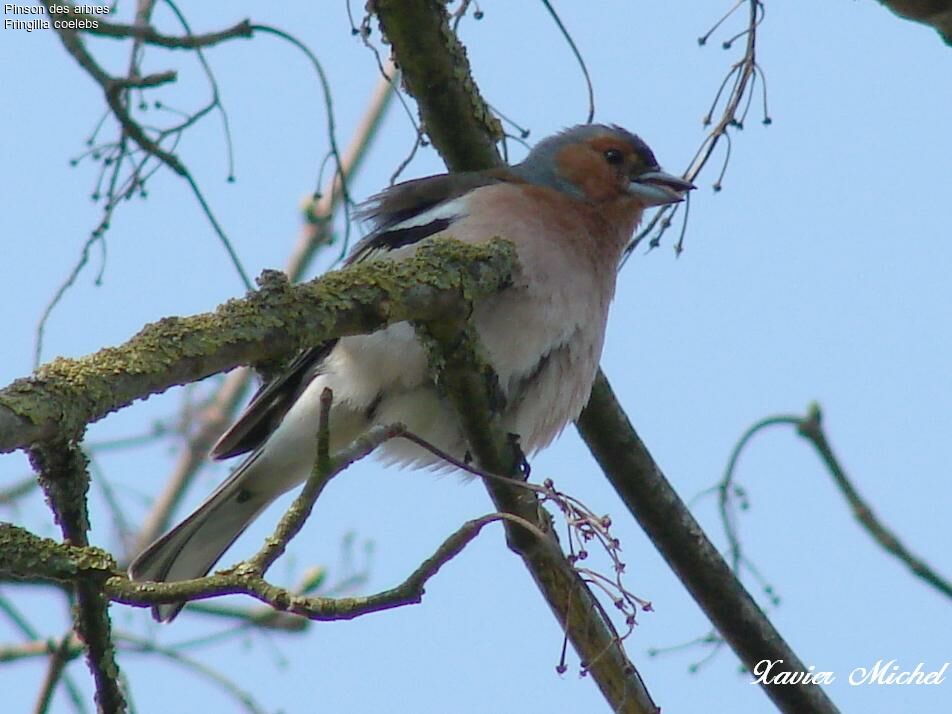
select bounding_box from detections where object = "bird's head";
[514,124,694,207]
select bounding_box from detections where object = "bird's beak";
[628,170,695,206]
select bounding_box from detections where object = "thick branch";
[421,323,659,714]
[0,525,116,582]
[373,0,503,171]
[0,239,516,454]
[29,443,126,714]
[577,372,840,714]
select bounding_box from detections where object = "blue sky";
[1,2,950,712]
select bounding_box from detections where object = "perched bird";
[129,124,693,620]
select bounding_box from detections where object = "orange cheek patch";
[554,143,620,202]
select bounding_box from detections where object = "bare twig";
[796,406,952,599]
[538,0,595,123]
[0,475,37,506]
[42,1,186,175]
[398,429,651,651]
[33,631,80,714]
[716,406,952,601]
[51,1,255,49]
[625,0,768,257]
[36,1,254,365]
[96,18,255,48]
[115,633,267,714]
[243,389,336,576]
[0,478,531,625]
[0,598,87,713]
[108,510,534,620]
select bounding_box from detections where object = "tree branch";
[577,373,840,714]
[421,322,659,713]
[0,507,529,625]
[0,239,516,454]
[34,631,80,714]
[3,420,537,624]
[372,0,503,171]
[795,405,952,599]
[29,442,126,713]
[43,3,255,48]
[41,0,187,177]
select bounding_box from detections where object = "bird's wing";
[210,342,336,460]
[347,170,511,265]
[213,171,514,460]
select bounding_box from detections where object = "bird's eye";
[603,149,624,165]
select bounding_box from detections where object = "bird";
[129,124,694,620]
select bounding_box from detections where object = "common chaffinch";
[130,124,693,620]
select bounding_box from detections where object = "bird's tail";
[128,451,275,622]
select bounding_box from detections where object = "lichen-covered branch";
[372,0,503,171]
[2,418,533,627]
[0,239,516,454]
[29,442,126,713]
[0,524,117,582]
[417,322,659,714]
[0,508,523,625]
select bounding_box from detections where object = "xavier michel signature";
[751,659,949,686]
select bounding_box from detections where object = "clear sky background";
[1,2,950,713]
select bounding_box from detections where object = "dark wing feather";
[210,342,336,460]
[348,170,510,265]
[347,218,455,265]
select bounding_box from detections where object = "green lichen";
[0,523,117,581]
[0,238,516,452]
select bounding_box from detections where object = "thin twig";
[625,0,767,258]
[796,406,952,600]
[0,475,37,505]
[32,630,79,714]
[36,1,255,363]
[115,633,267,714]
[712,406,952,601]
[244,389,336,575]
[539,0,595,123]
